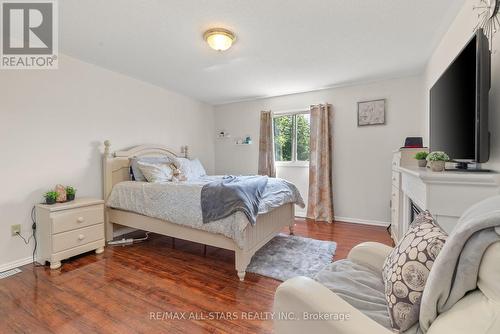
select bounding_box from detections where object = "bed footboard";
[236,203,295,281]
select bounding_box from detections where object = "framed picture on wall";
[357,99,386,126]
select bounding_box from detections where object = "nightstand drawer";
[52,223,104,253]
[51,205,104,234]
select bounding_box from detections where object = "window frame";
[272,110,310,168]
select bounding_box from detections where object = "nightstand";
[35,198,105,269]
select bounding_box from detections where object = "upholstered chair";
[274,231,500,333]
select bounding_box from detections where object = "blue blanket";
[201,175,268,225]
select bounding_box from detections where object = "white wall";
[214,75,425,225]
[425,0,500,171]
[0,54,214,270]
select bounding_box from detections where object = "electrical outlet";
[11,224,21,236]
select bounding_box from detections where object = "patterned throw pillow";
[174,157,206,180]
[131,156,171,181]
[382,211,447,331]
[137,161,174,183]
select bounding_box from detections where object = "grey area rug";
[246,234,337,281]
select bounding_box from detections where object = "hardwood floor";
[0,219,392,334]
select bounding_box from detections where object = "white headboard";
[102,140,188,200]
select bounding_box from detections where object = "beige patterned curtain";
[258,111,276,177]
[307,104,334,222]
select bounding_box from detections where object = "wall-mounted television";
[430,29,491,170]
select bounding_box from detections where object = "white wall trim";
[295,213,390,227]
[0,257,33,273]
[335,216,390,227]
[295,211,306,218]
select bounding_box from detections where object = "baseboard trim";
[0,257,33,273]
[334,216,390,227]
[295,211,307,218]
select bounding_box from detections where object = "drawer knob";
[77,217,84,223]
[78,234,85,241]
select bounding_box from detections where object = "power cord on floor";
[133,231,150,243]
[108,231,151,246]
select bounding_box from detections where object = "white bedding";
[106,176,304,248]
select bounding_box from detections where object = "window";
[273,112,310,165]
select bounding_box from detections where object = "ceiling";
[60,0,465,105]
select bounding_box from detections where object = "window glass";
[273,113,310,163]
[296,113,310,161]
[273,115,293,161]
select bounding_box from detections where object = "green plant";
[66,186,76,196]
[414,151,429,160]
[426,151,450,162]
[273,114,310,161]
[44,191,58,201]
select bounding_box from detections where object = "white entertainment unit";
[390,148,500,242]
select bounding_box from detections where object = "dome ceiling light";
[204,28,236,51]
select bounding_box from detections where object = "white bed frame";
[102,141,295,281]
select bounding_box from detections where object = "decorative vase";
[417,159,427,168]
[46,197,56,205]
[430,160,446,172]
[67,194,75,201]
[55,184,67,202]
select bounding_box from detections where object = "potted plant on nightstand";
[66,186,76,201]
[426,151,450,172]
[414,151,429,168]
[44,191,58,205]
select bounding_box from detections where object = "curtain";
[258,110,276,177]
[307,104,334,222]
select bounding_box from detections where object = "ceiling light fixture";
[204,28,236,51]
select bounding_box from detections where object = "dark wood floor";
[0,219,392,334]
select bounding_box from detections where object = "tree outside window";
[273,112,310,164]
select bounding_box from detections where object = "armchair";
[274,240,500,334]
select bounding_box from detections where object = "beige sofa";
[274,239,500,334]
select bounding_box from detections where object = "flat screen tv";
[430,29,491,168]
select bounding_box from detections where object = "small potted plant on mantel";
[44,191,58,205]
[426,151,450,172]
[66,186,76,201]
[414,151,429,168]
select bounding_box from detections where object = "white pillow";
[137,161,174,183]
[189,159,207,179]
[174,158,206,180]
[131,156,171,181]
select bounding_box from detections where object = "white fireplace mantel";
[398,166,500,233]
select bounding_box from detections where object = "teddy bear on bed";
[169,162,187,182]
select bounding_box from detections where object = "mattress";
[106,176,304,248]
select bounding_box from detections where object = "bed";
[102,141,303,280]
